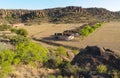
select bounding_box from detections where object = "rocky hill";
[0,6,120,24]
[71,46,120,78]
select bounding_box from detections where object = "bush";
[72,49,79,55]
[0,50,15,78]
[0,62,13,78]
[56,46,67,57]
[10,28,28,37]
[79,28,89,36]
[10,28,17,33]
[79,22,102,37]
[16,28,28,37]
[15,42,48,64]
[45,56,63,68]
[48,75,56,78]
[0,24,11,31]
[57,75,63,78]
[96,64,107,73]
[0,50,15,64]
[60,62,80,76]
[9,35,30,45]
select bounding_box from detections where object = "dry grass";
[54,22,120,51]
[19,22,120,51]
[18,23,83,38]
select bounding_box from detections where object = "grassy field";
[19,22,120,51]
[18,23,83,38]
[55,22,120,51]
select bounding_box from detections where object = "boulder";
[67,51,75,60]
[71,46,120,70]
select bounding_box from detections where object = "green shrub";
[56,46,67,57]
[79,28,89,36]
[10,28,17,33]
[0,50,14,78]
[72,49,79,55]
[48,75,56,78]
[79,22,102,37]
[0,50,15,64]
[0,24,11,31]
[10,28,28,37]
[16,28,28,37]
[13,57,21,65]
[96,64,107,73]
[60,62,80,76]
[0,40,49,77]
[9,35,30,45]
[15,42,48,64]
[57,75,63,78]
[0,62,13,78]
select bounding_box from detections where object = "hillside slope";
[0,6,120,24]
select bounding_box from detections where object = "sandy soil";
[19,22,120,51]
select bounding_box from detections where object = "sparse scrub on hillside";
[46,46,68,68]
[8,35,30,45]
[60,62,80,77]
[56,46,67,57]
[0,24,11,31]
[15,28,28,37]
[10,28,28,37]
[0,38,49,77]
[10,28,17,33]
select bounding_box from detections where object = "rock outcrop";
[0,6,120,24]
[71,46,120,70]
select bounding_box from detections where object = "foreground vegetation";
[0,37,48,77]
[0,35,120,78]
[0,24,120,78]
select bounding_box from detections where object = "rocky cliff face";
[0,6,120,24]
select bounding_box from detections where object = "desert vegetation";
[0,24,11,31]
[78,22,102,37]
[11,28,28,37]
[0,33,120,78]
[0,36,48,78]
[0,6,120,78]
